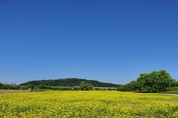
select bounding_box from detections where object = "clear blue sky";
[0,0,178,85]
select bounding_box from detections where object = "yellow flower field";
[0,91,178,118]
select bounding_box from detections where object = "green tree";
[117,85,129,91]
[0,82,3,88]
[170,79,178,87]
[27,84,35,90]
[79,83,93,90]
[127,80,140,91]
[137,70,173,92]
[156,70,173,91]
[136,73,148,92]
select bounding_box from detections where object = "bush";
[79,83,93,90]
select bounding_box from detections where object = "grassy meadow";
[0,91,178,118]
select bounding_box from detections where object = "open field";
[0,91,178,118]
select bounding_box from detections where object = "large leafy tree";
[136,73,148,92]
[137,70,173,92]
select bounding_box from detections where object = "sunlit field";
[0,91,178,118]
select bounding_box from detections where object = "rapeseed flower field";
[0,91,178,118]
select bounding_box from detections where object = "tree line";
[0,83,22,90]
[20,78,119,87]
[0,78,119,90]
[1,70,177,92]
[117,70,178,92]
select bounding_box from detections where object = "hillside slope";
[20,78,120,87]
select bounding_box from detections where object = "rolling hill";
[20,78,120,87]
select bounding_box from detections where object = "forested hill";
[20,78,120,87]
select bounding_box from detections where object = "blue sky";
[0,0,178,85]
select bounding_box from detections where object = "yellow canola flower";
[0,91,178,118]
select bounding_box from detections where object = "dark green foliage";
[0,82,3,88]
[170,79,178,87]
[20,78,119,87]
[0,83,20,90]
[137,70,173,92]
[117,85,129,91]
[117,81,140,91]
[38,85,51,89]
[79,83,93,90]
[118,70,177,93]
[35,85,73,90]
[27,84,35,90]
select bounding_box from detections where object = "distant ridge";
[20,78,120,87]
